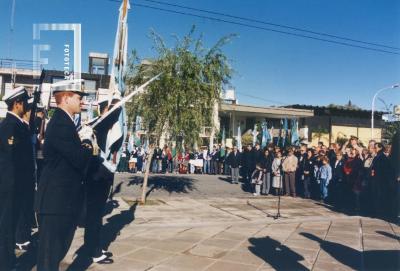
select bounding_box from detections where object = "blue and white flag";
[237,123,242,151]
[220,127,226,157]
[269,125,274,145]
[101,0,130,172]
[282,118,288,147]
[261,122,269,148]
[291,119,300,146]
[86,102,94,121]
[128,132,134,153]
[277,119,283,147]
[135,115,142,132]
[252,124,258,146]
[73,113,81,129]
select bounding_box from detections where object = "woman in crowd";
[271,150,283,195]
[343,148,363,211]
[302,149,315,199]
[261,149,273,195]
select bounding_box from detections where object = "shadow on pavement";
[313,201,398,224]
[109,182,123,199]
[301,232,400,271]
[103,199,120,217]
[241,180,253,193]
[218,176,232,183]
[67,203,138,271]
[376,230,400,241]
[127,175,196,195]
[248,236,308,270]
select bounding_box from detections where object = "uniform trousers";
[16,186,35,244]
[37,214,77,271]
[0,193,19,271]
[84,180,111,257]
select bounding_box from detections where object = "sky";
[0,0,399,110]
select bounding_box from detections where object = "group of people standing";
[0,82,118,271]
[225,136,399,220]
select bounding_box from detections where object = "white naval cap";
[51,79,88,96]
[2,86,30,105]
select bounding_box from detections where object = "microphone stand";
[267,168,285,220]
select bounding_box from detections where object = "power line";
[142,0,400,51]
[127,2,400,55]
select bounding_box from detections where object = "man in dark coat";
[0,87,31,270]
[228,146,241,184]
[261,149,274,195]
[243,144,257,183]
[34,80,93,271]
[370,143,392,218]
[253,143,263,164]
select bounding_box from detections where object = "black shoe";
[102,250,113,257]
[92,253,114,264]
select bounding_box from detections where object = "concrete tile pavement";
[26,193,400,270]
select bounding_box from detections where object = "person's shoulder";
[0,119,15,138]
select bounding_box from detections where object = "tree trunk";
[141,145,154,204]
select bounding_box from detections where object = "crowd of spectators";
[117,134,399,220]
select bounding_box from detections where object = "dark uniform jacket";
[0,112,34,270]
[0,112,34,195]
[34,108,92,215]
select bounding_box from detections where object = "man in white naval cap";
[14,97,37,253]
[0,86,32,270]
[34,79,94,271]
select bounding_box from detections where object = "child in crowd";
[316,156,332,202]
[251,163,264,196]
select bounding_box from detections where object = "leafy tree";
[312,127,329,143]
[125,26,235,202]
[241,134,253,146]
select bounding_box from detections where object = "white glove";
[78,125,94,142]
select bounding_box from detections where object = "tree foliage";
[125,26,235,148]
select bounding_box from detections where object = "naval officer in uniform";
[0,87,31,271]
[15,98,36,251]
[34,80,94,271]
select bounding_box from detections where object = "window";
[84,80,96,90]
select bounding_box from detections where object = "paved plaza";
[26,174,400,270]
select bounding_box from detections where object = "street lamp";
[371,84,400,140]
